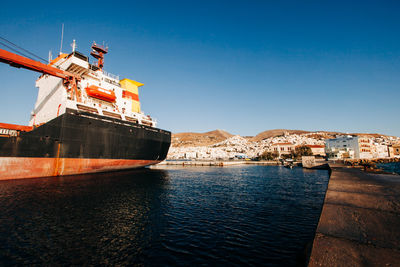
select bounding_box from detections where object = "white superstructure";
[29,42,156,128]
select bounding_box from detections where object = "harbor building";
[325,136,373,160]
[371,143,391,158]
[270,142,295,158]
[393,143,400,157]
[305,145,326,157]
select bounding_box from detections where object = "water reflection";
[0,169,169,265]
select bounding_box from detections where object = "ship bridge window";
[71,51,89,62]
[90,64,99,71]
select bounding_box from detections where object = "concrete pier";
[308,164,400,266]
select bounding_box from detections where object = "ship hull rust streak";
[0,110,171,180]
[0,157,160,180]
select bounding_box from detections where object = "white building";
[269,143,295,158]
[325,136,373,159]
[372,143,390,159]
[305,145,326,156]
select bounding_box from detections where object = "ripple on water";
[0,166,329,266]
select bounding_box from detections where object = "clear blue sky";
[1,1,399,136]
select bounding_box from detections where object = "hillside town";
[167,130,400,161]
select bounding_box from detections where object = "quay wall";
[308,163,400,266]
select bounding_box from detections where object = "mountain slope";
[250,129,311,142]
[172,129,233,147]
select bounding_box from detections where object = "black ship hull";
[0,109,171,180]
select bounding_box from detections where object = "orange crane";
[0,48,81,101]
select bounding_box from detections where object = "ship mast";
[90,42,108,70]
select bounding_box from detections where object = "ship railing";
[103,70,120,81]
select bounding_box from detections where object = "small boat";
[284,163,294,169]
[284,159,294,169]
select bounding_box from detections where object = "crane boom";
[0,48,79,80]
[0,48,81,101]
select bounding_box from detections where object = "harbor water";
[0,165,329,266]
[377,162,400,175]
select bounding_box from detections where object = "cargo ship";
[0,40,171,180]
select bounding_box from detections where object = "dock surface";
[308,164,400,266]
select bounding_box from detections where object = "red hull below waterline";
[0,157,161,180]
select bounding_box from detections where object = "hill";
[171,129,233,147]
[250,129,311,142]
[350,133,386,138]
[171,129,395,148]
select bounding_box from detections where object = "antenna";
[59,23,64,55]
[48,50,52,63]
[71,39,76,52]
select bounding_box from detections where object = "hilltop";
[250,129,311,142]
[172,129,233,147]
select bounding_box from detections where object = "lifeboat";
[85,85,116,102]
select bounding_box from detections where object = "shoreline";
[156,159,400,175]
[156,160,282,167]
